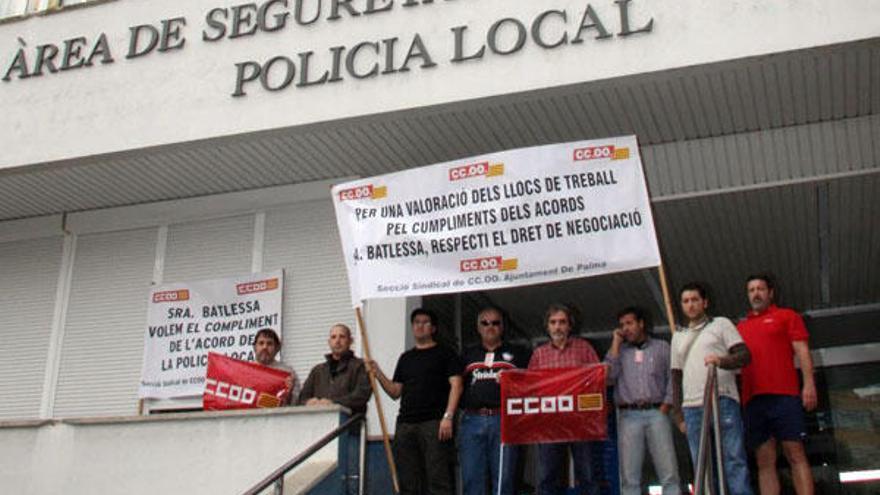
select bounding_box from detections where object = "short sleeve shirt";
[393,344,462,423]
[671,317,744,407]
[528,337,599,370]
[460,342,531,410]
[737,305,809,405]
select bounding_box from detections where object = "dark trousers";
[394,419,455,495]
[537,442,598,495]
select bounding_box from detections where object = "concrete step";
[281,460,337,495]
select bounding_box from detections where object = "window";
[0,0,106,21]
[34,0,99,11]
[0,0,28,20]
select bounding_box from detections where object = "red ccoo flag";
[500,365,608,444]
[203,353,291,410]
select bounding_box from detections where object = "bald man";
[298,324,371,413]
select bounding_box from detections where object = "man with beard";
[737,274,816,495]
[528,303,600,495]
[671,283,752,495]
[252,328,298,404]
[605,306,680,495]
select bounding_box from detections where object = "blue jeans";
[459,413,517,495]
[683,397,753,495]
[617,409,681,495]
[537,441,597,495]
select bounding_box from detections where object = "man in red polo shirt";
[737,274,816,495]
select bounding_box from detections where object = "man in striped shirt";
[528,303,600,495]
[605,306,680,495]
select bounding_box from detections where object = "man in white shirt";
[671,282,753,495]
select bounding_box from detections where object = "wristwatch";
[442,411,453,420]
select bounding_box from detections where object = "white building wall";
[0,406,343,495]
[0,180,365,420]
[52,228,157,418]
[1,0,878,168]
[263,199,355,387]
[0,233,63,419]
[163,214,255,283]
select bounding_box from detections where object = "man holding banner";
[368,308,463,495]
[330,135,668,491]
[459,306,530,495]
[253,328,298,404]
[528,303,600,495]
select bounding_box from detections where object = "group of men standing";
[367,303,607,495]
[252,272,815,495]
[369,304,605,495]
[608,274,816,495]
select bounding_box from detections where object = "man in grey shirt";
[605,306,680,495]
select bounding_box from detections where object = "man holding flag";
[252,328,298,404]
[460,306,531,495]
[528,303,600,495]
[202,328,297,411]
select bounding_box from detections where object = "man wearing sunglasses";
[459,306,531,495]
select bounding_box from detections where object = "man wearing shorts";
[737,273,816,495]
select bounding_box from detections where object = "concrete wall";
[0,406,345,495]
[1,0,878,169]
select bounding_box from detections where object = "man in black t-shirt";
[368,308,463,495]
[459,306,531,495]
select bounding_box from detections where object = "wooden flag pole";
[355,306,400,494]
[656,262,678,333]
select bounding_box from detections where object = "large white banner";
[332,135,661,306]
[139,270,284,399]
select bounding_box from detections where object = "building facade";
[1,0,879,493]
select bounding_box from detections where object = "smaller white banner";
[332,135,661,306]
[138,270,284,399]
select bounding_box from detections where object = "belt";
[464,408,500,416]
[618,402,662,410]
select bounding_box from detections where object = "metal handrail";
[242,413,366,495]
[693,364,726,495]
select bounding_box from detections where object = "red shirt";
[737,305,809,405]
[528,337,599,370]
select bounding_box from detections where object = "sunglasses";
[480,320,502,327]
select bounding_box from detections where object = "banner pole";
[656,263,678,333]
[496,444,504,495]
[355,306,400,494]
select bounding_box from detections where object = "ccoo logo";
[506,393,603,415]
